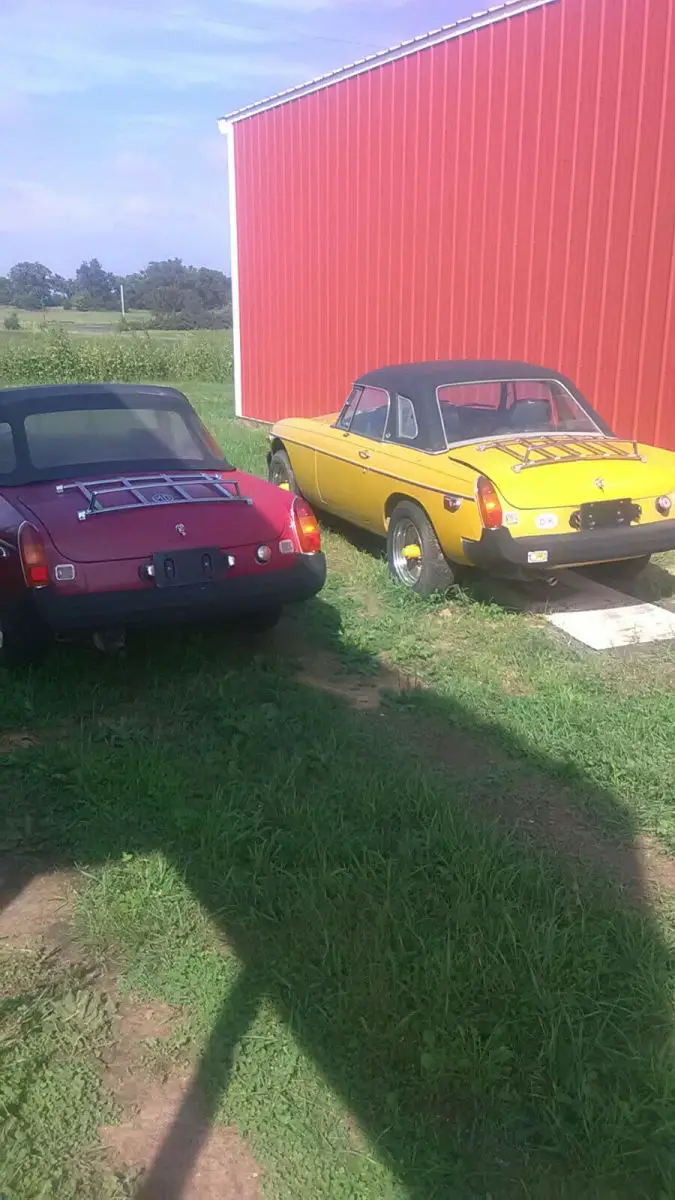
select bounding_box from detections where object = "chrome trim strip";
[279,436,476,502]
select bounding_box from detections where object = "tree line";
[0,259,232,330]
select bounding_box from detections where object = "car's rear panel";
[9,470,309,600]
[449,437,675,545]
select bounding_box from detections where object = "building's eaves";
[220,0,557,125]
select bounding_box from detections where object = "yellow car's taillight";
[476,476,503,530]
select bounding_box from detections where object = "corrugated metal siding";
[233,0,675,447]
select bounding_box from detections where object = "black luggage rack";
[55,472,253,521]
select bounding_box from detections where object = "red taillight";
[18,523,49,587]
[476,476,503,530]
[292,497,321,554]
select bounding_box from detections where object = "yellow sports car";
[267,361,675,595]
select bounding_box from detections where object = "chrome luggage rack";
[55,472,253,521]
[477,437,647,473]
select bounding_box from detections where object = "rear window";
[0,422,16,473]
[24,407,207,470]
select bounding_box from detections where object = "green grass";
[0,948,127,1198]
[0,305,152,334]
[2,381,675,1198]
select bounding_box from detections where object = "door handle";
[358,450,371,460]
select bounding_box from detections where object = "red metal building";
[220,0,675,447]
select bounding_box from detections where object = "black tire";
[239,607,282,634]
[589,555,651,584]
[268,448,299,495]
[0,605,52,669]
[386,501,454,597]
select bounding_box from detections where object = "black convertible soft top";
[0,382,192,412]
[0,382,230,485]
[343,359,613,450]
[358,359,575,392]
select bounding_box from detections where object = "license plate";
[579,499,638,531]
[152,546,227,588]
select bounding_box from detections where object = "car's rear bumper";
[31,554,326,632]
[462,523,675,572]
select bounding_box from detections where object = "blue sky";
[0,0,474,277]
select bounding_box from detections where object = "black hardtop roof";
[0,382,190,410]
[356,360,571,392]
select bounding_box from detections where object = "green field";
[0,305,152,335]
[2,381,675,1198]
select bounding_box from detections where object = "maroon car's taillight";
[291,497,321,554]
[18,523,49,587]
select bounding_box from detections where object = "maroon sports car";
[0,383,326,666]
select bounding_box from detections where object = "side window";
[396,394,419,441]
[0,422,16,474]
[336,387,362,431]
[349,386,389,441]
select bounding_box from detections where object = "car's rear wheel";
[0,605,52,669]
[387,501,454,596]
[268,449,299,495]
[590,555,651,584]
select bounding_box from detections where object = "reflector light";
[292,497,321,554]
[279,539,295,555]
[18,523,49,588]
[476,476,503,530]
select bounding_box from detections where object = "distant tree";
[193,266,231,310]
[74,259,117,309]
[119,259,231,322]
[8,262,56,309]
[3,311,20,330]
[50,273,74,303]
[2,257,231,322]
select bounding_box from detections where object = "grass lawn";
[0,306,152,335]
[2,381,675,1198]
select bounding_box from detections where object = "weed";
[0,325,233,387]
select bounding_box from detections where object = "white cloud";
[0,1,321,97]
[0,0,410,99]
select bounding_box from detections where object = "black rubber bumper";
[32,554,326,633]
[462,523,675,572]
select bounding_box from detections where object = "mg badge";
[175,523,187,536]
[594,477,605,491]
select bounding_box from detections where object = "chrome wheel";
[391,519,423,587]
[268,449,296,493]
[270,461,290,489]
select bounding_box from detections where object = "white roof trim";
[221,0,558,123]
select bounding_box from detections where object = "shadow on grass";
[2,600,674,1198]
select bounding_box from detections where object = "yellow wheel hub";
[402,544,422,560]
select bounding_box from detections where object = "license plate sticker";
[527,549,549,564]
[535,512,558,530]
